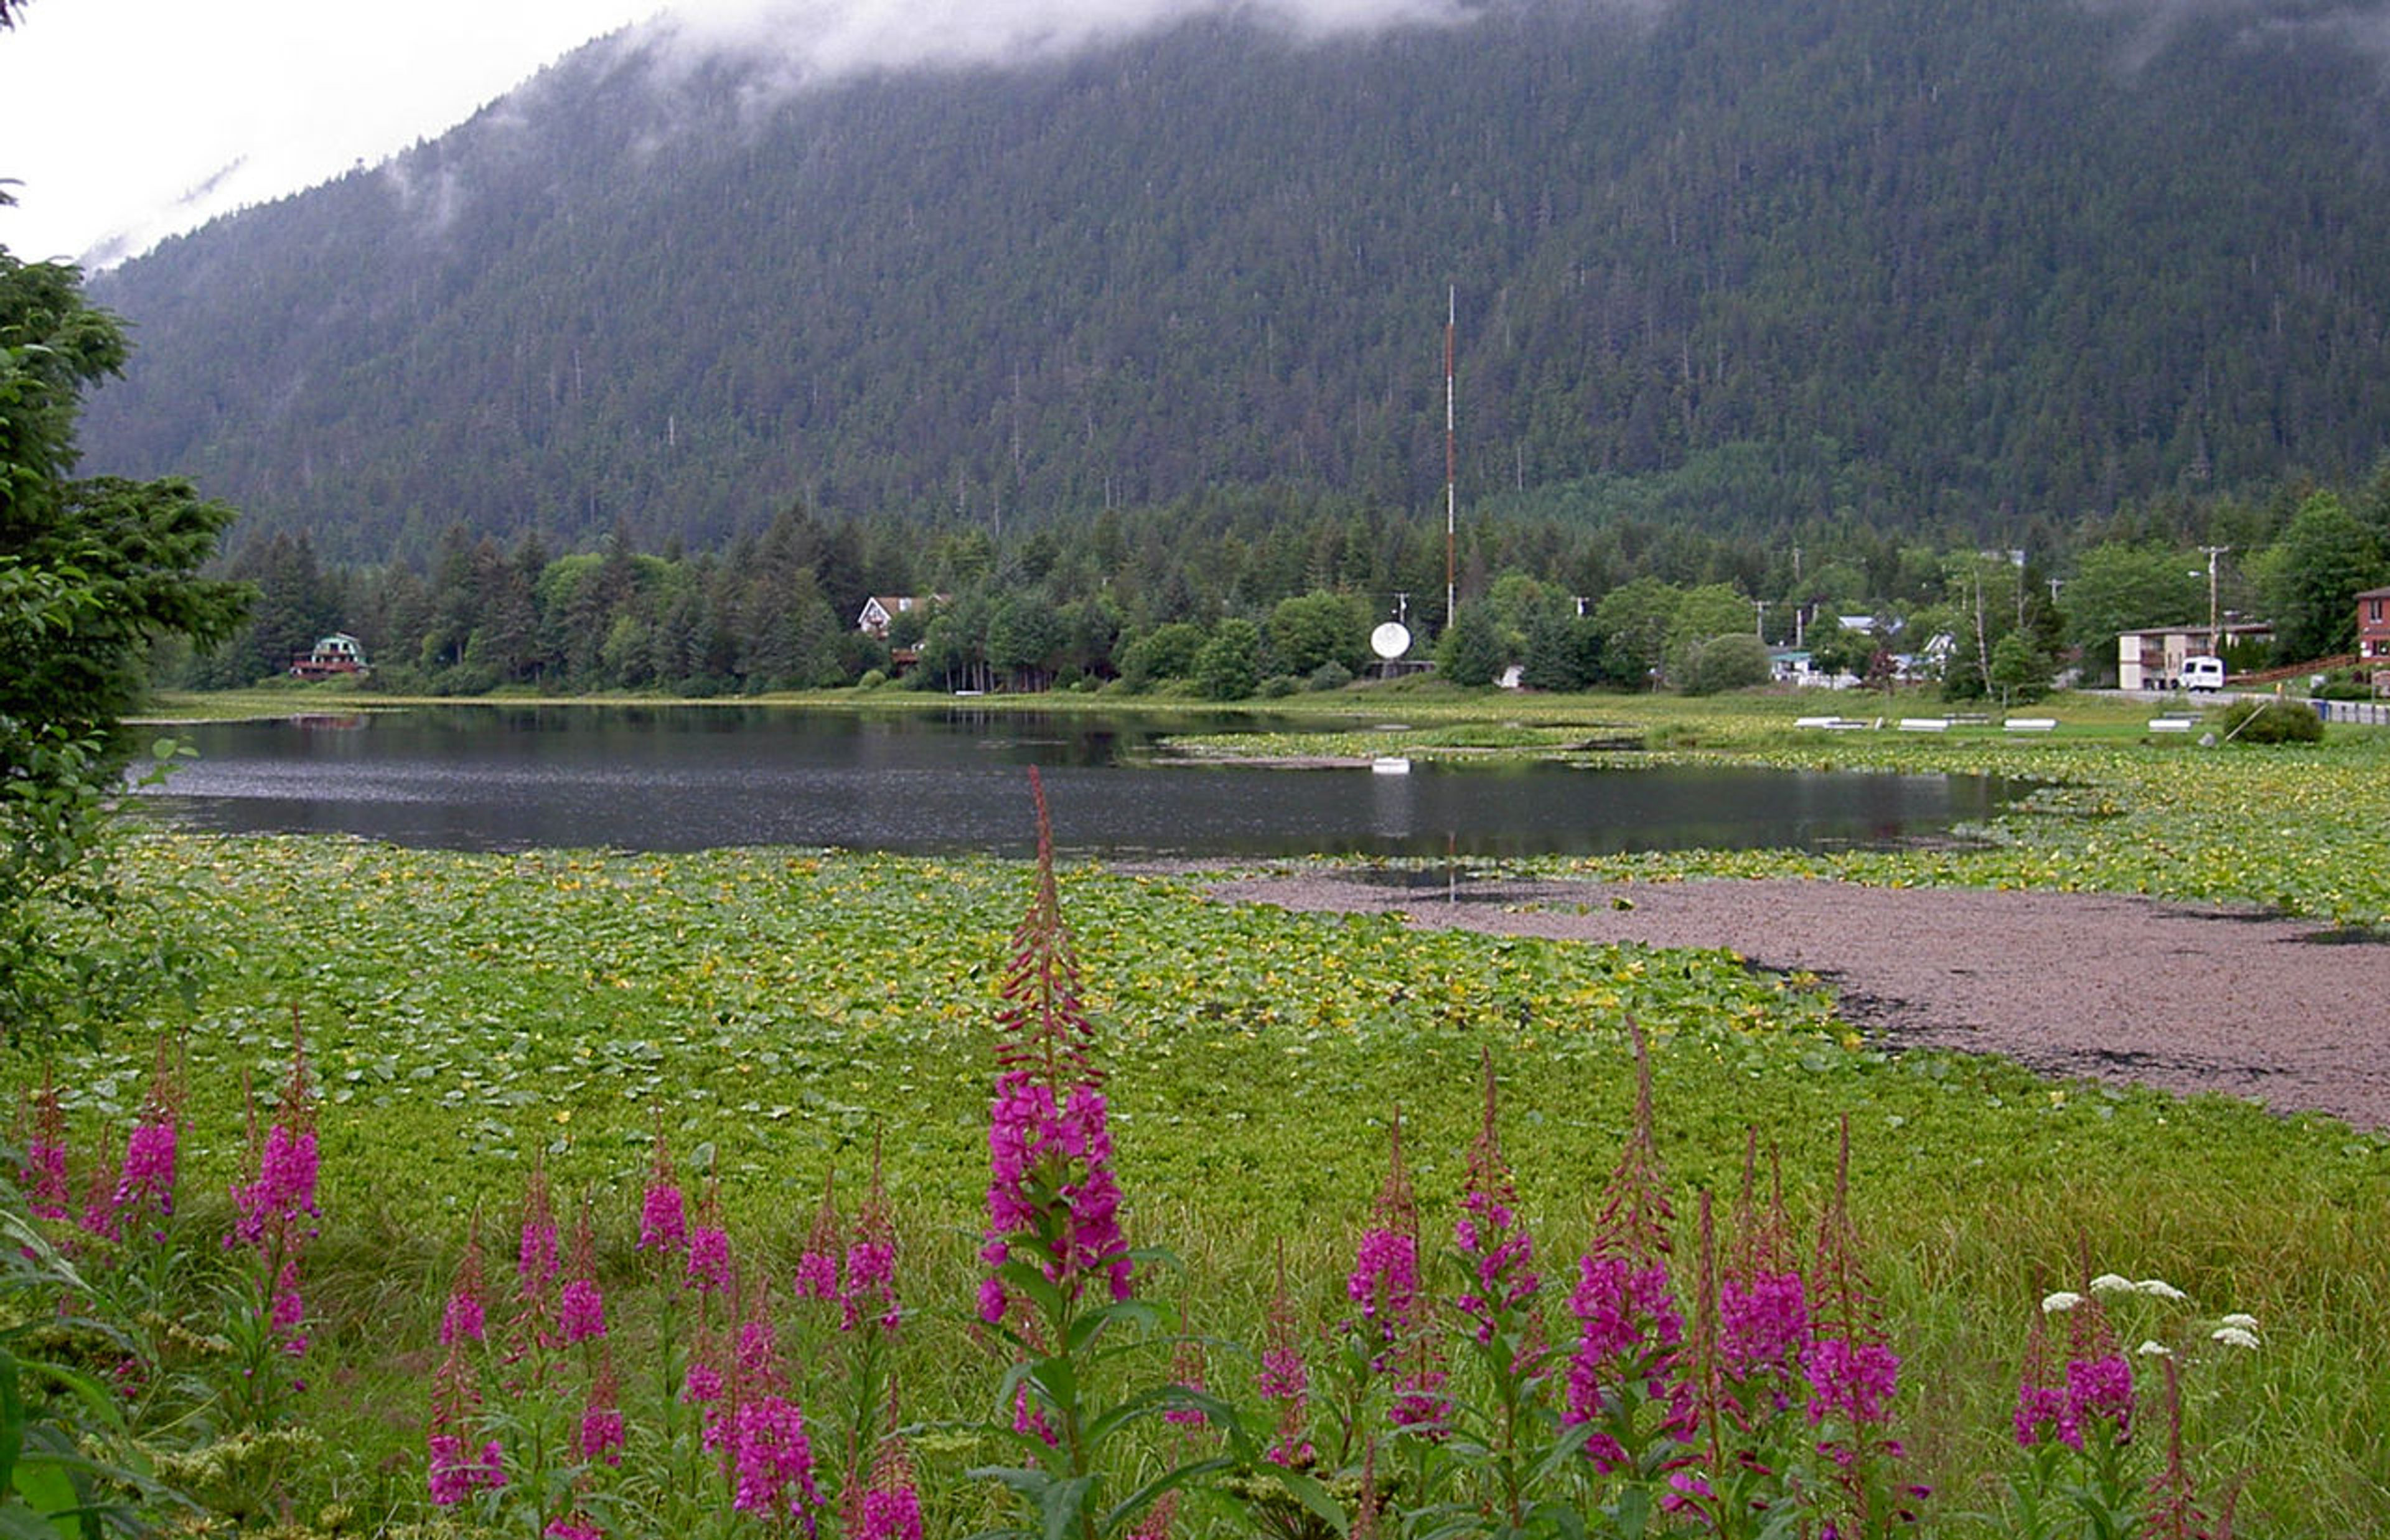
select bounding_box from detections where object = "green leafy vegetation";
[0,712,2384,1529]
[1,245,245,1046]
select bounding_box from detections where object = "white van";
[2181,655,2226,692]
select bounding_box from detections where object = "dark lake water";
[143,706,2013,858]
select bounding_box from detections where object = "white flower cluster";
[2040,1272,2261,1351]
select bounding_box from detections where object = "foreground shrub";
[2213,698,2324,744]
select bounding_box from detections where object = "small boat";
[1371,755,1412,775]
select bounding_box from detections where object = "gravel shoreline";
[1209,872,2390,1131]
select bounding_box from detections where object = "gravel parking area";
[1210,873,2390,1131]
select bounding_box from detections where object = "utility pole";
[2200,546,2231,655]
[1754,598,1771,640]
[1445,287,1458,632]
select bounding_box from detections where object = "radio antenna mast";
[1445,286,1457,630]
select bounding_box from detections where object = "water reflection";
[142,706,2011,858]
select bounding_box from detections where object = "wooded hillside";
[78,0,2390,562]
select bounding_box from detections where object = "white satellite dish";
[1370,622,1412,660]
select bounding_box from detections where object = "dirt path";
[1209,874,2390,1131]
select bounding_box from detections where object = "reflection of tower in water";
[1367,757,1415,843]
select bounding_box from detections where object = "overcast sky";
[0,1,661,266]
[0,0,1484,270]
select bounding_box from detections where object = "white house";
[856,595,940,639]
[2116,623,2274,690]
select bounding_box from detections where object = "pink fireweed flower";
[426,1340,500,1505]
[21,1078,69,1223]
[557,1195,603,1343]
[686,1183,732,1296]
[440,1289,485,1349]
[2012,1309,2070,1449]
[2054,1286,2134,1445]
[857,1434,927,1540]
[1564,1254,1685,1465]
[1013,1380,1059,1447]
[1163,1337,1208,1427]
[683,1317,726,1409]
[558,1277,605,1344]
[1390,1348,1453,1437]
[1258,1245,1312,1464]
[640,1179,687,1253]
[795,1245,839,1301]
[795,1169,840,1301]
[687,1224,732,1294]
[113,1114,179,1228]
[517,1160,558,1303]
[859,1481,926,1540]
[729,1395,821,1519]
[843,1137,899,1333]
[638,1124,687,1255]
[579,1353,626,1467]
[440,1218,488,1348]
[1455,1053,1541,1346]
[111,1040,185,1236]
[1805,1335,1901,1427]
[1349,1228,1420,1361]
[231,1122,319,1246]
[546,1515,602,1540]
[427,1436,506,1505]
[843,1234,897,1333]
[2064,1352,2134,1442]
[1720,1268,1809,1381]
[982,1071,1132,1320]
[1563,1025,1688,1467]
[1351,1109,1421,1351]
[271,1257,308,1355]
[983,770,1133,1321]
[734,1273,786,1401]
[77,1126,124,1243]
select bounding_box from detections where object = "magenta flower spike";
[231,1030,320,1251]
[686,1182,733,1298]
[2012,1308,2069,1449]
[981,769,1133,1323]
[1455,1052,1541,1348]
[841,1132,899,1333]
[1720,1131,1811,1393]
[795,1168,840,1302]
[856,1433,927,1540]
[728,1394,820,1520]
[1805,1119,1899,1437]
[1163,1336,1208,1429]
[77,1124,124,1244]
[517,1155,558,1302]
[734,1267,785,1402]
[557,1195,605,1345]
[110,1037,184,1236]
[426,1340,502,1505]
[578,1351,626,1467]
[19,1077,69,1223]
[1563,1025,1687,1467]
[558,1277,605,1345]
[1348,1108,1422,1370]
[1257,1241,1312,1465]
[638,1118,687,1256]
[2058,1289,2134,1445]
[442,1213,487,1346]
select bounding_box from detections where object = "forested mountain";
[75,0,2390,564]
